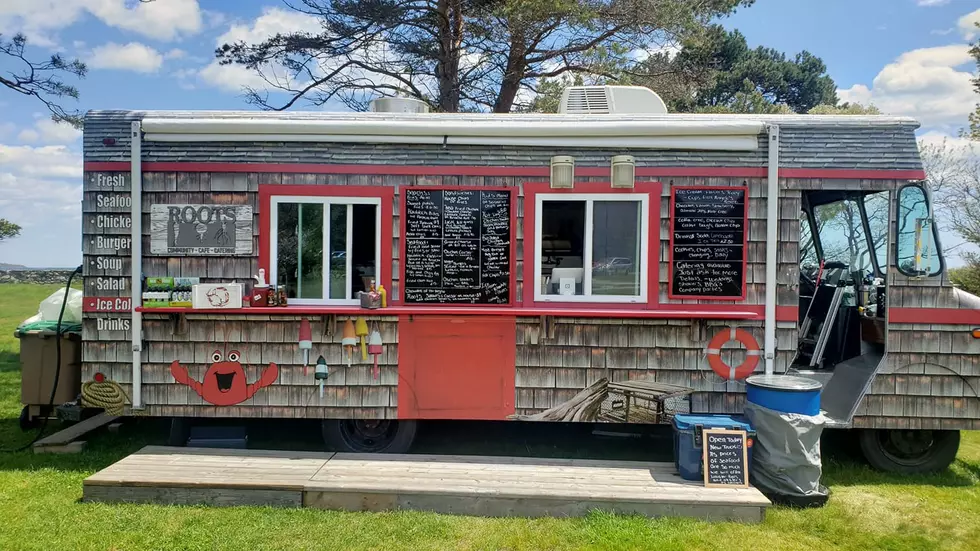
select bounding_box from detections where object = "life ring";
[706,327,761,380]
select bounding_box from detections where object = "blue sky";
[1,0,979,267]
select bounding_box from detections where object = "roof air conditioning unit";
[550,156,575,188]
[558,85,668,115]
[369,97,430,113]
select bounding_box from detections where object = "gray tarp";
[744,402,830,501]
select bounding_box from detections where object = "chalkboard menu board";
[669,186,747,299]
[703,429,749,488]
[403,188,512,304]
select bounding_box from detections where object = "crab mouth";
[214,372,235,392]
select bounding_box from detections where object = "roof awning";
[141,117,765,151]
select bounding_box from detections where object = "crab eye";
[227,351,240,362]
[211,351,222,362]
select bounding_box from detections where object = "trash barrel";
[16,328,82,409]
[672,413,755,481]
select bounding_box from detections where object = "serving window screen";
[271,196,381,305]
[533,193,649,303]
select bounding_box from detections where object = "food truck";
[78,86,976,473]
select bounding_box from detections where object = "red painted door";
[397,315,516,420]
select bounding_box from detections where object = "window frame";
[895,183,945,278]
[259,184,394,307]
[524,181,659,306]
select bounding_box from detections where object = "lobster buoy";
[706,327,761,380]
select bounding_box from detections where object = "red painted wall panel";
[397,315,516,420]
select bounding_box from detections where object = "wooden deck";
[83,446,771,522]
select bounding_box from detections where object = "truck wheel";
[858,429,960,474]
[322,419,417,453]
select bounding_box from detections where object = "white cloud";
[165,49,187,60]
[931,28,955,36]
[88,42,164,73]
[837,44,977,130]
[216,7,321,47]
[0,144,82,179]
[194,8,322,95]
[959,8,980,40]
[198,62,272,93]
[918,0,950,6]
[0,0,205,46]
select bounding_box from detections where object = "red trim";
[667,185,748,301]
[780,168,926,180]
[522,181,660,309]
[83,296,133,312]
[889,307,980,325]
[137,304,796,320]
[398,186,517,307]
[257,184,394,294]
[83,162,923,180]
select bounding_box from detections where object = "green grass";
[1,283,980,550]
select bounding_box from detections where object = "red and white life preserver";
[706,327,761,380]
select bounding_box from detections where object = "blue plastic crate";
[672,413,755,481]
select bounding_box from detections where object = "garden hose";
[81,379,129,416]
[1,265,82,453]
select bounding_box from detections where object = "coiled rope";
[81,377,129,416]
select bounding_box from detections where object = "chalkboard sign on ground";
[403,188,513,305]
[702,428,750,488]
[668,186,748,300]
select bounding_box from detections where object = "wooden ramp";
[83,446,771,523]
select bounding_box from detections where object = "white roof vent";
[369,97,430,113]
[558,85,668,115]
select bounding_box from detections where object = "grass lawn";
[1,283,979,550]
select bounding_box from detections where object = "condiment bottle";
[378,284,387,308]
[267,285,279,306]
[279,286,288,307]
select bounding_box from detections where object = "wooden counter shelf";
[136,305,764,320]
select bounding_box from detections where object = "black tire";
[19,406,39,432]
[321,419,417,453]
[858,429,960,474]
[167,417,191,447]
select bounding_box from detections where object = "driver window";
[813,198,873,273]
[863,191,889,274]
[896,185,942,276]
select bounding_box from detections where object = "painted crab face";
[201,350,247,405]
[170,350,278,407]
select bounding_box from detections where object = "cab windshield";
[800,188,942,277]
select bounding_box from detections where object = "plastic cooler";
[672,413,755,481]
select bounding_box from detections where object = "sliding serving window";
[534,193,649,303]
[271,196,381,305]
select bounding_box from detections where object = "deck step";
[82,446,770,522]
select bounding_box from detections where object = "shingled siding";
[847,186,980,429]
[82,314,401,419]
[80,168,799,418]
[513,318,799,417]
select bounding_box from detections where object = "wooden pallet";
[83,446,770,522]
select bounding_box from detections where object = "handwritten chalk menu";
[403,189,512,304]
[669,186,747,299]
[703,429,750,488]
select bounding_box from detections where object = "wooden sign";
[402,188,513,304]
[150,204,252,255]
[703,428,750,488]
[669,186,748,300]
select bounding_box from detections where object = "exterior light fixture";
[610,155,635,188]
[550,156,575,189]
